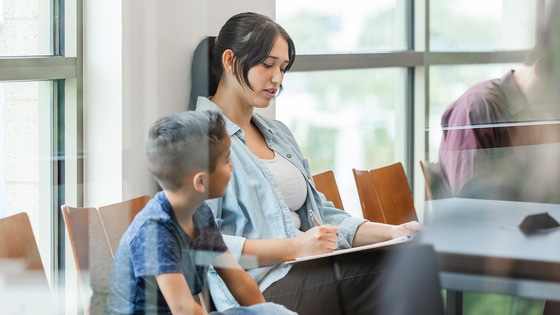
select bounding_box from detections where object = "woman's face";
[241,35,290,109]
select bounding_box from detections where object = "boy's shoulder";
[121,192,173,242]
[193,202,215,222]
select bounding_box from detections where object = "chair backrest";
[0,212,44,269]
[0,212,55,314]
[98,195,151,256]
[61,205,114,315]
[369,162,418,225]
[352,168,386,223]
[313,170,345,210]
[419,161,434,201]
[419,160,451,200]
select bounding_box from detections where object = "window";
[276,0,540,218]
[0,0,54,56]
[277,0,407,53]
[1,81,50,224]
[277,0,414,220]
[430,0,536,51]
[278,68,407,216]
[277,1,545,313]
[0,0,79,312]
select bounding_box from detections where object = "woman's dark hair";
[189,12,296,110]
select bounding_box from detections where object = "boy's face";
[207,136,233,199]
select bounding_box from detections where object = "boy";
[107,111,295,314]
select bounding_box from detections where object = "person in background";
[438,45,560,202]
[107,111,296,315]
[439,2,560,313]
[190,12,437,315]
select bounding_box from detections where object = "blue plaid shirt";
[107,191,227,314]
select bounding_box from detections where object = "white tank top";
[261,152,308,232]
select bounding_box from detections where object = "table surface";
[419,198,560,300]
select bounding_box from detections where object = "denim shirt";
[195,97,367,311]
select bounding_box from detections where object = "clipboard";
[284,235,414,264]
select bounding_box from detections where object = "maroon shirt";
[438,70,530,197]
[438,69,560,201]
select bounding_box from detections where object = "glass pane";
[0,81,55,313]
[277,0,407,54]
[427,64,558,315]
[427,63,521,157]
[0,0,53,56]
[276,68,407,218]
[429,63,560,204]
[430,0,536,51]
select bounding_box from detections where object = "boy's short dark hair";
[146,110,227,191]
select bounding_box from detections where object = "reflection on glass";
[277,0,406,53]
[0,0,53,56]
[428,63,520,156]
[425,3,560,313]
[430,0,536,51]
[430,59,560,204]
[276,68,406,218]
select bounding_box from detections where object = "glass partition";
[427,63,521,158]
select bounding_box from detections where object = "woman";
[191,12,422,314]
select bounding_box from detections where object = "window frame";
[0,0,82,308]
[280,0,542,218]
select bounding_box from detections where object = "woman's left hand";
[390,221,422,238]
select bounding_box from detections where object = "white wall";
[83,0,275,207]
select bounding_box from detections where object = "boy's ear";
[222,49,235,75]
[192,171,206,193]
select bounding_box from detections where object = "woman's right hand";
[293,225,340,258]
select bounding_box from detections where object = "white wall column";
[84,0,275,207]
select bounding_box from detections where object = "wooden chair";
[0,213,55,314]
[369,162,418,225]
[419,160,451,201]
[313,170,345,210]
[61,205,114,315]
[419,161,434,201]
[98,195,150,256]
[352,168,386,223]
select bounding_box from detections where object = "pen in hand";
[309,210,340,251]
[309,210,322,226]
